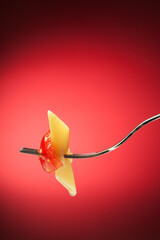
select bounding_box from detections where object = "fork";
[20,114,160,158]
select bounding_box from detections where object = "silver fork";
[20,114,160,159]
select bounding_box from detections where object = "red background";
[1,1,160,240]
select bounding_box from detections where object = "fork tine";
[20,148,41,155]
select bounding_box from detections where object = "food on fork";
[47,111,76,196]
[30,111,77,196]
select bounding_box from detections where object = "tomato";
[39,131,63,173]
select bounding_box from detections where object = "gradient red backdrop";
[1,2,160,240]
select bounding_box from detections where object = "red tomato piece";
[39,131,63,173]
